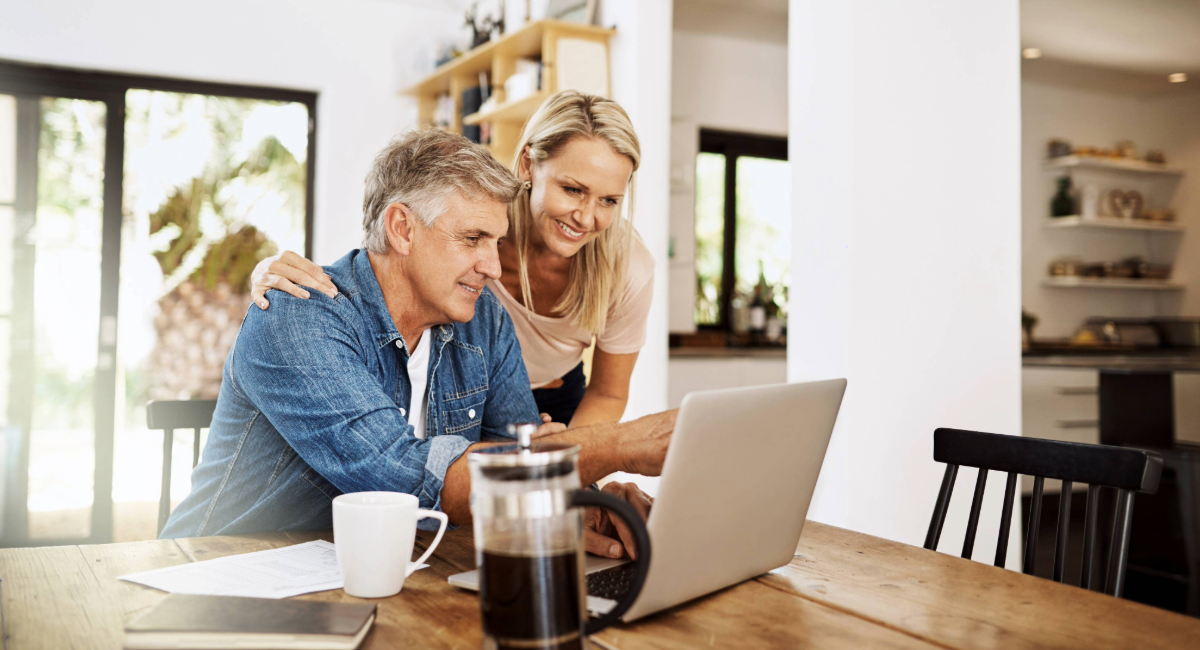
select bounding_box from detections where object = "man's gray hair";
[362,128,522,253]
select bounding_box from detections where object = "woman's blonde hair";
[510,90,640,336]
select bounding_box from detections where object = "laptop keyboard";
[586,564,638,601]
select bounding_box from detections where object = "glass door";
[1,91,116,545]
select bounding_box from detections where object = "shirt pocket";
[443,397,486,435]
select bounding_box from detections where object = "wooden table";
[2,521,1197,649]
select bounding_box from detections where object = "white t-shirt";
[401,331,432,439]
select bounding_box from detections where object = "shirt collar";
[352,250,455,349]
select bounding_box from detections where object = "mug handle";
[408,510,449,576]
[570,489,652,636]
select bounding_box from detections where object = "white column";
[789,0,1023,565]
[600,0,673,421]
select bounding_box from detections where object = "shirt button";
[468,409,476,419]
[395,340,403,349]
[400,408,406,417]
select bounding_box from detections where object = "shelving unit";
[1041,155,1187,293]
[1042,277,1184,291]
[1044,215,1183,233]
[400,20,615,167]
[1045,155,1184,176]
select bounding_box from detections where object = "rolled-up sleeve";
[230,292,470,513]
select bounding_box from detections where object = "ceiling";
[673,0,788,44]
[1022,0,1200,74]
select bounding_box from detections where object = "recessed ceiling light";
[1022,48,1042,60]
[1169,73,1188,83]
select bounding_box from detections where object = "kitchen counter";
[1023,350,1200,372]
[670,346,787,359]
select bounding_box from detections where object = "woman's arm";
[568,348,639,427]
[249,251,338,309]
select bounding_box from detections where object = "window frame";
[0,59,317,546]
[696,128,788,332]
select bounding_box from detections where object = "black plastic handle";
[569,489,652,635]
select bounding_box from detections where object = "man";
[161,129,673,560]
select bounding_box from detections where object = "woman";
[251,91,654,429]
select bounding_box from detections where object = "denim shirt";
[160,249,540,538]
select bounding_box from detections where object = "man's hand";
[617,410,678,477]
[584,481,654,560]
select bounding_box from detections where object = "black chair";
[924,428,1163,597]
[146,400,217,536]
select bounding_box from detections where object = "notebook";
[123,594,376,650]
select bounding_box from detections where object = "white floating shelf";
[1045,156,1184,176]
[1044,216,1183,233]
[1042,277,1184,291]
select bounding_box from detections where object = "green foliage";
[142,94,304,291]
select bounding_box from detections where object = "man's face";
[406,192,508,324]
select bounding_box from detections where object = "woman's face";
[522,135,634,259]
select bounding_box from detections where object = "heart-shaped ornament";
[1107,190,1145,220]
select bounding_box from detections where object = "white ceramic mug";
[332,491,449,598]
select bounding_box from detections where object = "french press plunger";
[468,424,651,650]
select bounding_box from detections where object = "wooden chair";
[146,400,217,536]
[924,428,1163,597]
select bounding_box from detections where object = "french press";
[468,424,651,650]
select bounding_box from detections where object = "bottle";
[749,262,768,340]
[1051,176,1074,217]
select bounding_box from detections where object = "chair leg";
[994,472,1018,568]
[1105,488,1135,598]
[962,469,988,560]
[157,428,174,537]
[925,464,958,551]
[1175,453,1200,617]
[1053,480,1073,583]
[1024,476,1045,575]
[1081,484,1101,591]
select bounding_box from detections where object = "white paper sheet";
[120,540,427,599]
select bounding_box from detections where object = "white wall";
[0,0,461,264]
[668,31,788,333]
[1022,81,1200,337]
[790,0,1023,565]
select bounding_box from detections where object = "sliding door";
[0,63,315,546]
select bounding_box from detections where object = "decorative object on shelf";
[1022,309,1039,351]
[1047,138,1072,158]
[504,58,543,103]
[1049,256,1171,281]
[1080,183,1100,219]
[1051,176,1075,217]
[465,2,504,49]
[1049,257,1086,277]
[1116,140,1138,159]
[1142,208,1176,222]
[546,0,598,24]
[1145,149,1167,164]
[1103,189,1144,220]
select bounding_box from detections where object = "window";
[694,129,790,334]
[0,62,315,546]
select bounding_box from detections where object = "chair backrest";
[146,400,217,536]
[924,428,1162,598]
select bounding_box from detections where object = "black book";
[123,594,376,650]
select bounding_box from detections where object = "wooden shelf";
[463,91,550,126]
[399,19,615,167]
[1044,215,1183,233]
[400,20,615,97]
[1042,277,1184,291]
[1044,155,1184,176]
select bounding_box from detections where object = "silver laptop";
[448,378,847,622]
